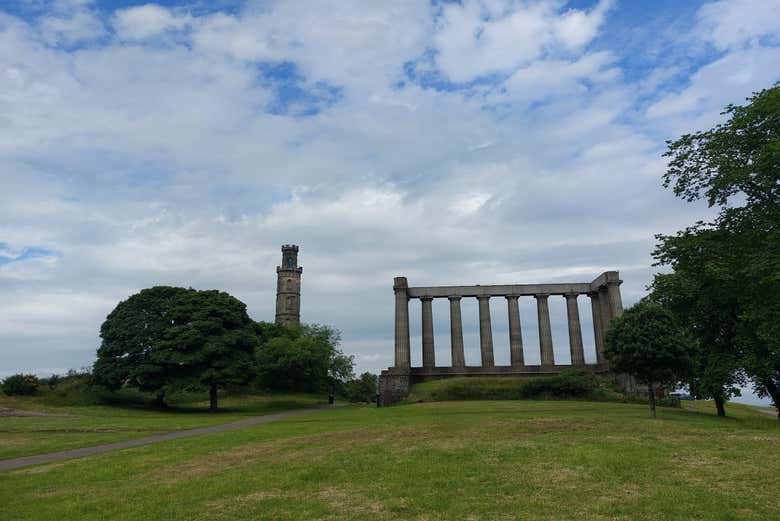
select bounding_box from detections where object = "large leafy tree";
[158,289,258,411]
[254,323,353,393]
[659,83,780,417]
[94,286,257,410]
[650,228,744,417]
[93,286,190,406]
[605,301,694,418]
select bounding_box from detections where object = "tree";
[157,289,258,411]
[94,286,191,407]
[605,301,694,418]
[662,83,780,417]
[94,286,257,410]
[254,323,353,393]
[1,374,39,396]
[344,372,378,403]
[650,229,744,417]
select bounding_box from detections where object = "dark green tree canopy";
[605,301,694,388]
[659,83,780,416]
[663,82,780,208]
[254,323,352,393]
[94,286,257,410]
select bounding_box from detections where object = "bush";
[406,370,624,403]
[518,368,597,399]
[1,374,40,396]
[343,372,378,403]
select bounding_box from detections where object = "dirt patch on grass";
[0,407,66,417]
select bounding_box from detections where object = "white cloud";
[433,0,613,83]
[646,46,780,130]
[697,0,780,50]
[0,0,771,395]
[112,3,190,41]
[39,8,105,46]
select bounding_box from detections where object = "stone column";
[598,285,611,340]
[535,294,554,366]
[607,280,624,319]
[449,297,465,369]
[565,293,585,366]
[477,296,495,368]
[589,291,604,364]
[506,296,524,367]
[393,277,411,369]
[421,297,435,369]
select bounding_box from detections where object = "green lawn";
[2,400,779,520]
[0,393,323,459]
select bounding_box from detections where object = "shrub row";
[406,369,628,403]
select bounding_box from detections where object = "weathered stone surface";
[535,294,555,366]
[506,296,524,367]
[565,293,585,366]
[275,244,302,326]
[449,297,465,369]
[478,296,495,368]
[379,271,625,405]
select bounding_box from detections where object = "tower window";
[287,258,293,268]
[286,279,293,290]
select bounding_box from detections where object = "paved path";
[0,406,327,472]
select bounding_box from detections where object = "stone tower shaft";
[275,244,302,326]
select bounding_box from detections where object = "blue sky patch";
[256,61,343,117]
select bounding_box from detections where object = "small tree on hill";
[605,301,694,418]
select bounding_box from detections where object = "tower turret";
[275,244,302,326]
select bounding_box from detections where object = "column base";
[378,368,411,406]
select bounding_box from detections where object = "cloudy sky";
[1,0,778,402]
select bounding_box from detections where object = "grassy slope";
[2,400,779,521]
[0,393,323,459]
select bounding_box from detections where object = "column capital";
[476,295,490,301]
[534,293,550,300]
[393,276,408,291]
[587,290,599,297]
[447,295,462,301]
[505,295,520,301]
[420,296,434,302]
[564,292,579,300]
[606,279,623,287]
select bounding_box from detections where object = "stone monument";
[274,244,302,326]
[378,271,625,405]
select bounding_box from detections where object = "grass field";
[2,399,779,520]
[0,393,323,459]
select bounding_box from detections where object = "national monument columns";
[379,270,625,406]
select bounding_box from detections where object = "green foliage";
[406,370,621,403]
[605,301,694,388]
[94,286,258,410]
[1,374,40,396]
[650,228,744,415]
[663,82,780,208]
[343,372,378,403]
[93,286,191,397]
[254,323,353,393]
[660,83,780,414]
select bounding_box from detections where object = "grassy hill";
[2,399,779,520]
[0,390,324,459]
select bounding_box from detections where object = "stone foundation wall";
[378,370,410,406]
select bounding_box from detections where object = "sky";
[1,0,779,404]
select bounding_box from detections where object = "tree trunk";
[209,383,218,412]
[764,378,780,420]
[648,382,656,419]
[154,390,167,409]
[714,394,726,417]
